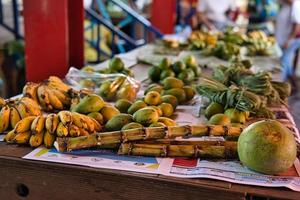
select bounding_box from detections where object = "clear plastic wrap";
[65,67,140,102]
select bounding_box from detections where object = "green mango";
[71,94,105,114]
[105,114,133,131]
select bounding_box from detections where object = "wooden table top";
[0,142,299,200]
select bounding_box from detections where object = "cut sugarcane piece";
[98,131,122,145]
[167,126,190,138]
[190,125,209,136]
[118,141,238,158]
[55,125,244,152]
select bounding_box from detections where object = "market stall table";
[1,45,299,200]
[0,142,300,199]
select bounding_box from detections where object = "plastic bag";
[65,67,140,102]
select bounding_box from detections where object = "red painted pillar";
[151,0,177,34]
[68,0,84,68]
[23,0,84,82]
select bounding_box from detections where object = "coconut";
[238,120,297,175]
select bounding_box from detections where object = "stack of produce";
[204,41,240,61]
[0,97,41,133]
[23,76,74,112]
[188,31,218,50]
[107,91,179,131]
[66,68,140,102]
[204,102,249,126]
[4,111,101,148]
[82,57,134,77]
[212,63,291,104]
[145,77,196,105]
[56,123,243,153]
[148,55,201,84]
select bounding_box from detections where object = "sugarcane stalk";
[55,125,244,152]
[118,141,238,158]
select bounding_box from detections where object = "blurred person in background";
[275,0,300,91]
[197,0,237,31]
[247,0,279,34]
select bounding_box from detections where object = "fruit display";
[188,31,218,50]
[106,95,177,131]
[4,111,101,148]
[145,77,196,104]
[23,76,74,112]
[0,97,41,133]
[203,41,240,61]
[82,57,134,77]
[66,67,140,102]
[56,123,243,152]
[148,55,201,84]
[238,120,297,175]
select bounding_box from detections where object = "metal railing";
[85,0,163,62]
[0,0,23,39]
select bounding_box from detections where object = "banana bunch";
[23,76,74,112]
[0,97,42,133]
[248,30,268,42]
[4,111,102,148]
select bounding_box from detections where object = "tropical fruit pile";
[0,97,41,133]
[66,67,139,102]
[148,55,201,84]
[205,102,249,126]
[4,111,101,148]
[107,90,179,131]
[23,76,74,112]
[145,77,196,104]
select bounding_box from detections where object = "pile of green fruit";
[82,57,134,77]
[148,55,201,84]
[204,41,240,61]
[204,102,249,126]
[145,77,196,105]
[105,92,179,131]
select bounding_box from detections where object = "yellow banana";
[50,88,71,106]
[19,97,42,116]
[47,76,71,93]
[16,102,30,119]
[82,115,94,133]
[29,129,44,147]
[37,85,53,111]
[0,105,11,133]
[69,124,80,137]
[45,114,59,134]
[4,129,17,143]
[14,116,36,133]
[22,82,39,102]
[90,117,102,132]
[44,130,56,148]
[58,111,72,126]
[56,122,69,137]
[109,76,126,94]
[31,115,45,134]
[47,89,64,110]
[71,112,88,130]
[14,131,31,144]
[9,106,22,129]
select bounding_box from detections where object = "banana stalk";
[118,141,238,158]
[55,125,243,152]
